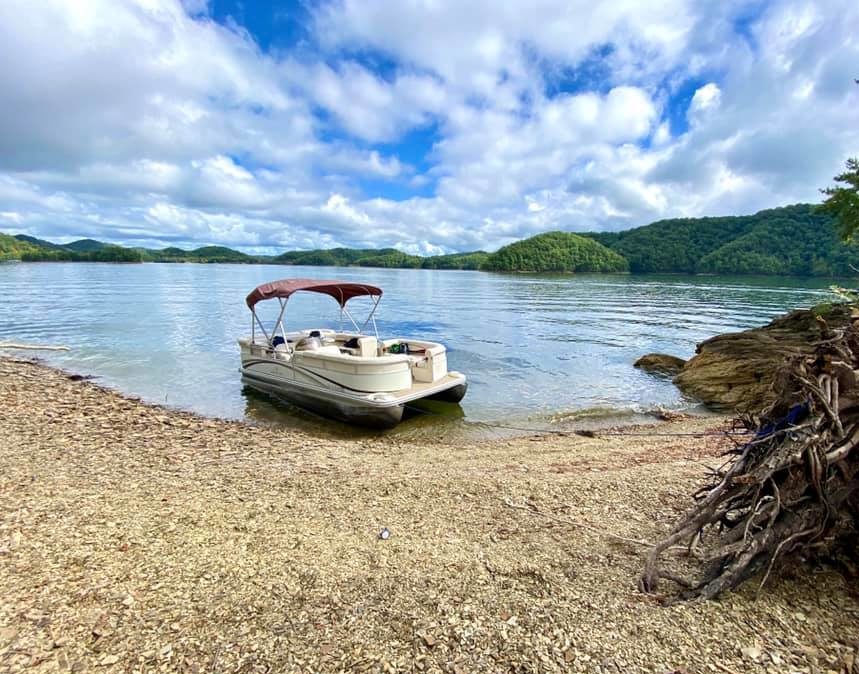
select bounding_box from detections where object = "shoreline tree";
[819,157,859,242]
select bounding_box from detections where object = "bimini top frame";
[245,278,383,347]
[246,278,382,309]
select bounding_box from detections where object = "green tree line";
[581,204,858,276]
[4,202,858,276]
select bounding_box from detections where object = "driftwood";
[641,313,859,601]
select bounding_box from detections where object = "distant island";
[2,203,857,276]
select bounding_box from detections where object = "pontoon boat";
[238,279,467,428]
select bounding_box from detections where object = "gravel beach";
[1,357,857,673]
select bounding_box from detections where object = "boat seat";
[357,336,377,358]
[295,336,322,351]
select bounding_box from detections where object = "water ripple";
[0,263,837,431]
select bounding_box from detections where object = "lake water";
[0,262,838,437]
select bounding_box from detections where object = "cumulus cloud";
[0,0,857,253]
[312,0,696,92]
[688,83,722,124]
[283,61,446,143]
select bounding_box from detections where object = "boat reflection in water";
[241,384,467,439]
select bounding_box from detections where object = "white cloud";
[179,0,208,15]
[0,212,24,224]
[320,194,372,226]
[312,0,696,91]
[320,149,409,180]
[652,122,672,147]
[688,83,722,124]
[642,0,859,222]
[282,60,448,143]
[0,0,857,255]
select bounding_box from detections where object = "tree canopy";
[0,233,44,261]
[20,244,143,262]
[274,247,488,270]
[482,231,628,272]
[583,204,859,276]
[819,157,859,242]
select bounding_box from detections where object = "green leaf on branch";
[819,157,859,242]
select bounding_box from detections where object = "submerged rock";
[672,302,857,412]
[634,353,687,376]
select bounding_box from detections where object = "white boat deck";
[390,373,462,397]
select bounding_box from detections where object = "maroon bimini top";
[245,278,383,309]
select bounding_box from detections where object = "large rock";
[634,353,687,376]
[672,303,857,412]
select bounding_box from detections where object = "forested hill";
[0,235,254,263]
[0,233,45,260]
[274,247,488,270]
[481,232,628,272]
[0,234,489,269]
[3,203,858,276]
[582,204,858,275]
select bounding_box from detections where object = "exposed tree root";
[641,310,859,601]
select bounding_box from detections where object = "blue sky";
[0,0,857,254]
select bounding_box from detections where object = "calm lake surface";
[0,262,839,437]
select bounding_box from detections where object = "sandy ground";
[1,356,857,674]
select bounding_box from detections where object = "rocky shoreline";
[637,303,859,413]
[1,356,858,673]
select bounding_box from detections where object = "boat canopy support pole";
[341,306,361,333]
[274,298,288,345]
[340,295,381,337]
[252,309,271,345]
[360,294,381,337]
